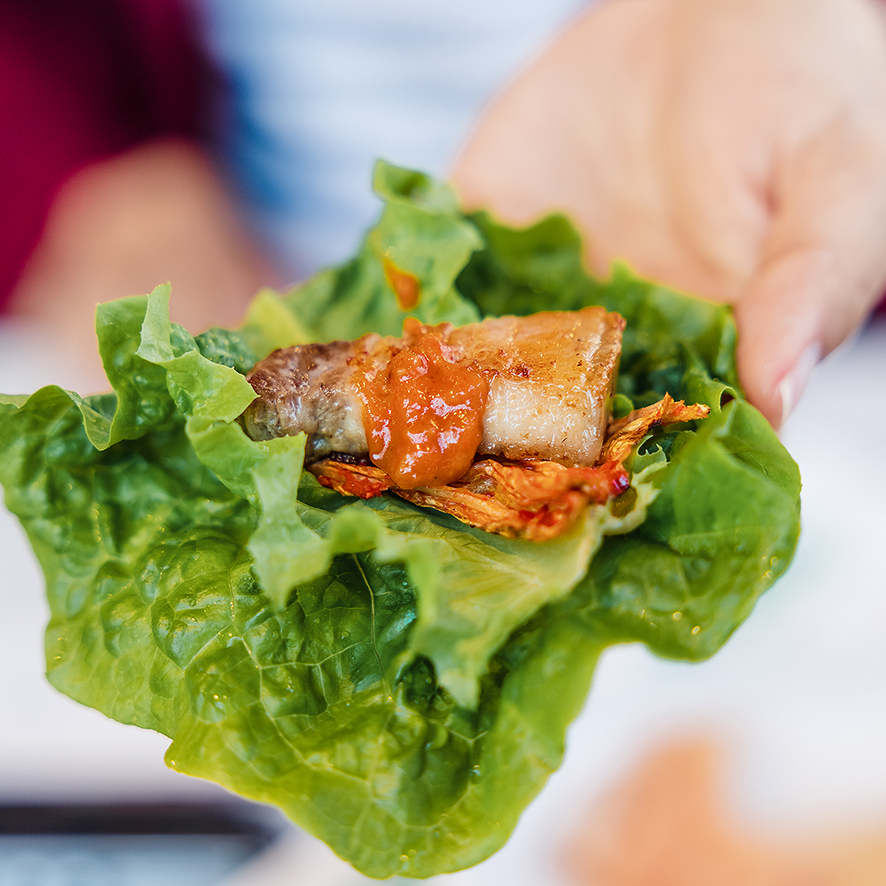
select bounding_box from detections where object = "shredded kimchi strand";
[311,462,393,499]
[310,393,710,541]
[602,394,710,465]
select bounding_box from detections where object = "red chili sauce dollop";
[356,319,489,489]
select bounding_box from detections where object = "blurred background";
[0,0,585,390]
[2,1,886,884]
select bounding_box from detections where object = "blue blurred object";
[196,0,586,278]
[1,836,252,886]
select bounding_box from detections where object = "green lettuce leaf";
[0,160,800,879]
[126,286,653,708]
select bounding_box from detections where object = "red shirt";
[0,0,209,306]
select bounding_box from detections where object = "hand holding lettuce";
[0,162,800,879]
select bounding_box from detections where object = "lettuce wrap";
[0,162,800,879]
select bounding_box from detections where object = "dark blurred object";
[0,798,286,886]
[0,799,281,837]
[0,0,209,306]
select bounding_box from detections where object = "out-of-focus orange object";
[564,738,886,886]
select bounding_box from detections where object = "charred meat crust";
[243,339,371,460]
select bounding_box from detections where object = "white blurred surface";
[0,315,884,885]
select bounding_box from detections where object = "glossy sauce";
[356,319,489,489]
[383,259,421,310]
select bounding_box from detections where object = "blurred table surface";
[1,312,884,886]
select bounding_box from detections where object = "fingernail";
[777,342,821,426]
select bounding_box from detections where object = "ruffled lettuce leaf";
[238,164,481,360]
[0,161,800,879]
[456,211,799,661]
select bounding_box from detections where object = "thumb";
[734,142,886,428]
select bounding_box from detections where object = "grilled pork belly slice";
[450,308,624,465]
[243,307,625,476]
[242,311,711,540]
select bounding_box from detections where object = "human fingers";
[734,128,886,427]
